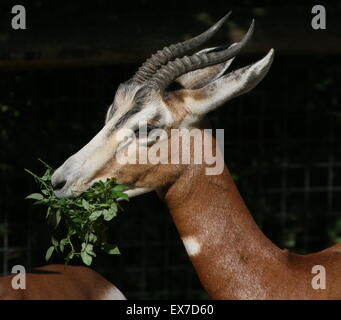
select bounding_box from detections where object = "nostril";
[53,180,67,191]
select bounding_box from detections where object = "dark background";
[0,0,341,299]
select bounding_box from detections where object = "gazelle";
[0,264,126,300]
[51,12,341,299]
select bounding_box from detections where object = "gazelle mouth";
[54,177,154,201]
[53,181,89,199]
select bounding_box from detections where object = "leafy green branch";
[25,159,128,266]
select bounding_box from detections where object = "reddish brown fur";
[163,91,189,122]
[163,137,341,299]
[0,264,125,300]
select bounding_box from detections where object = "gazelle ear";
[175,46,235,90]
[186,49,275,115]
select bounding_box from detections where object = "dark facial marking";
[113,104,142,131]
[108,83,151,132]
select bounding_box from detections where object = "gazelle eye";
[134,124,158,138]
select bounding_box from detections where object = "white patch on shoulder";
[101,286,127,300]
[182,236,201,256]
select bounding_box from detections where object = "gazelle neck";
[164,160,290,299]
[162,134,341,300]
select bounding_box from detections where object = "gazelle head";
[52,12,274,199]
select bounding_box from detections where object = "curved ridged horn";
[131,12,232,83]
[148,19,255,91]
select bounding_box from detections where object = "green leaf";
[104,245,120,255]
[72,217,82,224]
[51,236,58,247]
[47,209,62,228]
[116,192,129,201]
[110,202,118,213]
[112,185,127,192]
[82,199,91,211]
[60,238,68,246]
[66,251,74,263]
[89,210,103,222]
[80,251,93,266]
[46,207,51,219]
[85,243,96,257]
[88,233,98,243]
[55,209,62,227]
[59,244,65,253]
[26,193,44,200]
[103,208,116,221]
[45,246,54,261]
[67,229,76,237]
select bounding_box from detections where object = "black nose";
[52,179,67,191]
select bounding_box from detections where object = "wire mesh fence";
[0,54,340,299]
